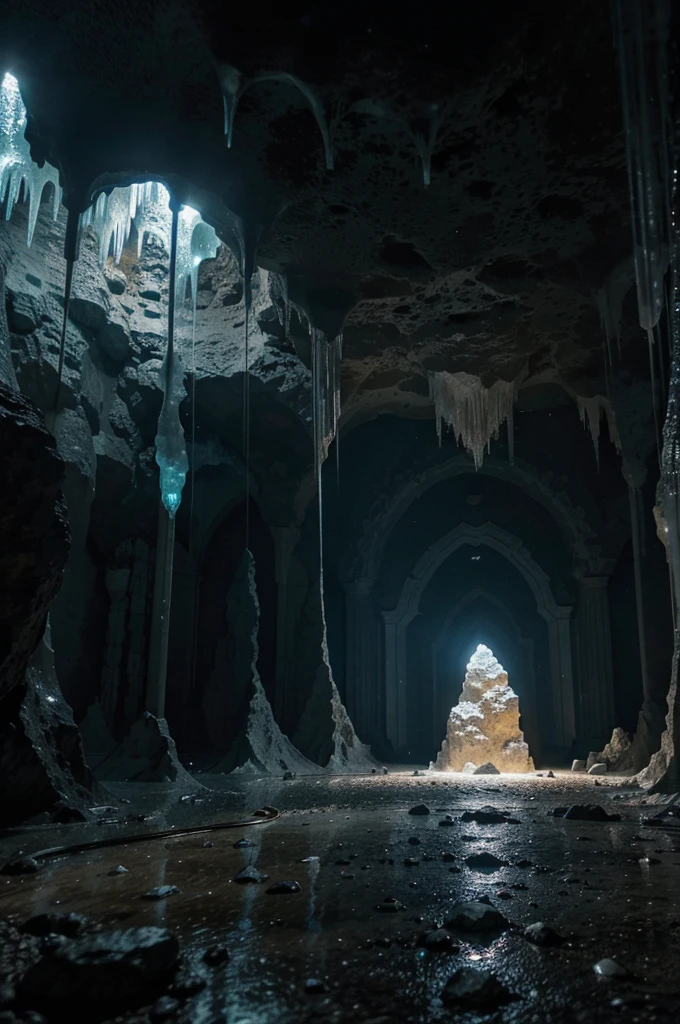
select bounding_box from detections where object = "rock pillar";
[344,576,380,739]
[576,576,616,750]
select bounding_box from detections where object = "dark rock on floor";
[445,901,508,934]
[442,967,514,1008]
[18,926,180,1010]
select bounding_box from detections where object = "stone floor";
[1,769,679,1023]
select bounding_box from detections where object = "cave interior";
[1,2,680,1022]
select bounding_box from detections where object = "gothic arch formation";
[382,523,575,757]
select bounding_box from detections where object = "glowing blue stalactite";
[82,182,219,516]
[0,72,62,246]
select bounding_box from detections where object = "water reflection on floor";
[1,770,679,1022]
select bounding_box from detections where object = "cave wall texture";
[0,0,678,819]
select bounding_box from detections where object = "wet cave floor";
[1,771,679,1024]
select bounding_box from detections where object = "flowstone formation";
[432,645,534,773]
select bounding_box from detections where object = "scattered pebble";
[523,922,563,947]
[141,886,180,901]
[594,958,629,978]
[408,804,430,816]
[266,881,302,895]
[442,967,514,1008]
[234,866,268,884]
[108,865,129,875]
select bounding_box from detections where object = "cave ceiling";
[1,0,639,421]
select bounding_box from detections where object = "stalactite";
[577,396,603,468]
[429,371,516,469]
[222,69,334,170]
[0,72,62,247]
[612,0,671,334]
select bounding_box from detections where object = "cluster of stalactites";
[0,72,62,246]
[82,182,219,306]
[429,371,516,469]
[576,395,622,468]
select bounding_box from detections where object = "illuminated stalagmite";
[432,644,534,773]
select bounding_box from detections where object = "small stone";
[234,866,268,884]
[594,958,629,978]
[442,968,514,1008]
[562,804,620,822]
[151,996,180,1021]
[571,759,586,772]
[266,881,302,894]
[407,836,421,846]
[203,944,229,966]
[422,929,457,951]
[445,901,508,933]
[588,763,607,775]
[495,890,513,900]
[21,913,88,938]
[461,808,515,824]
[523,922,563,946]
[404,857,419,867]
[233,838,254,849]
[141,885,180,901]
[408,804,430,816]
[465,853,508,869]
[547,770,555,778]
[441,851,457,862]
[1,856,41,876]
[439,815,456,827]
[473,763,501,775]
[108,865,129,875]
[376,898,405,913]
[305,978,327,994]
[516,858,534,868]
[283,771,296,780]
[202,840,214,848]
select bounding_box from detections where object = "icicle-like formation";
[612,0,671,332]
[577,396,602,468]
[576,395,622,467]
[310,328,343,468]
[0,72,62,246]
[155,208,187,518]
[413,104,446,187]
[223,70,334,170]
[83,182,219,307]
[429,371,516,469]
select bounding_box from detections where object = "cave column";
[146,503,176,719]
[344,576,379,739]
[624,463,669,765]
[272,525,300,723]
[576,575,616,750]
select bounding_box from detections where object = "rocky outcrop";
[292,582,375,771]
[210,550,318,775]
[0,381,69,699]
[432,644,534,773]
[95,713,198,787]
[0,627,97,824]
[587,727,634,772]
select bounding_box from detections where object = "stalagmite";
[207,550,318,775]
[429,371,516,469]
[431,644,534,773]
